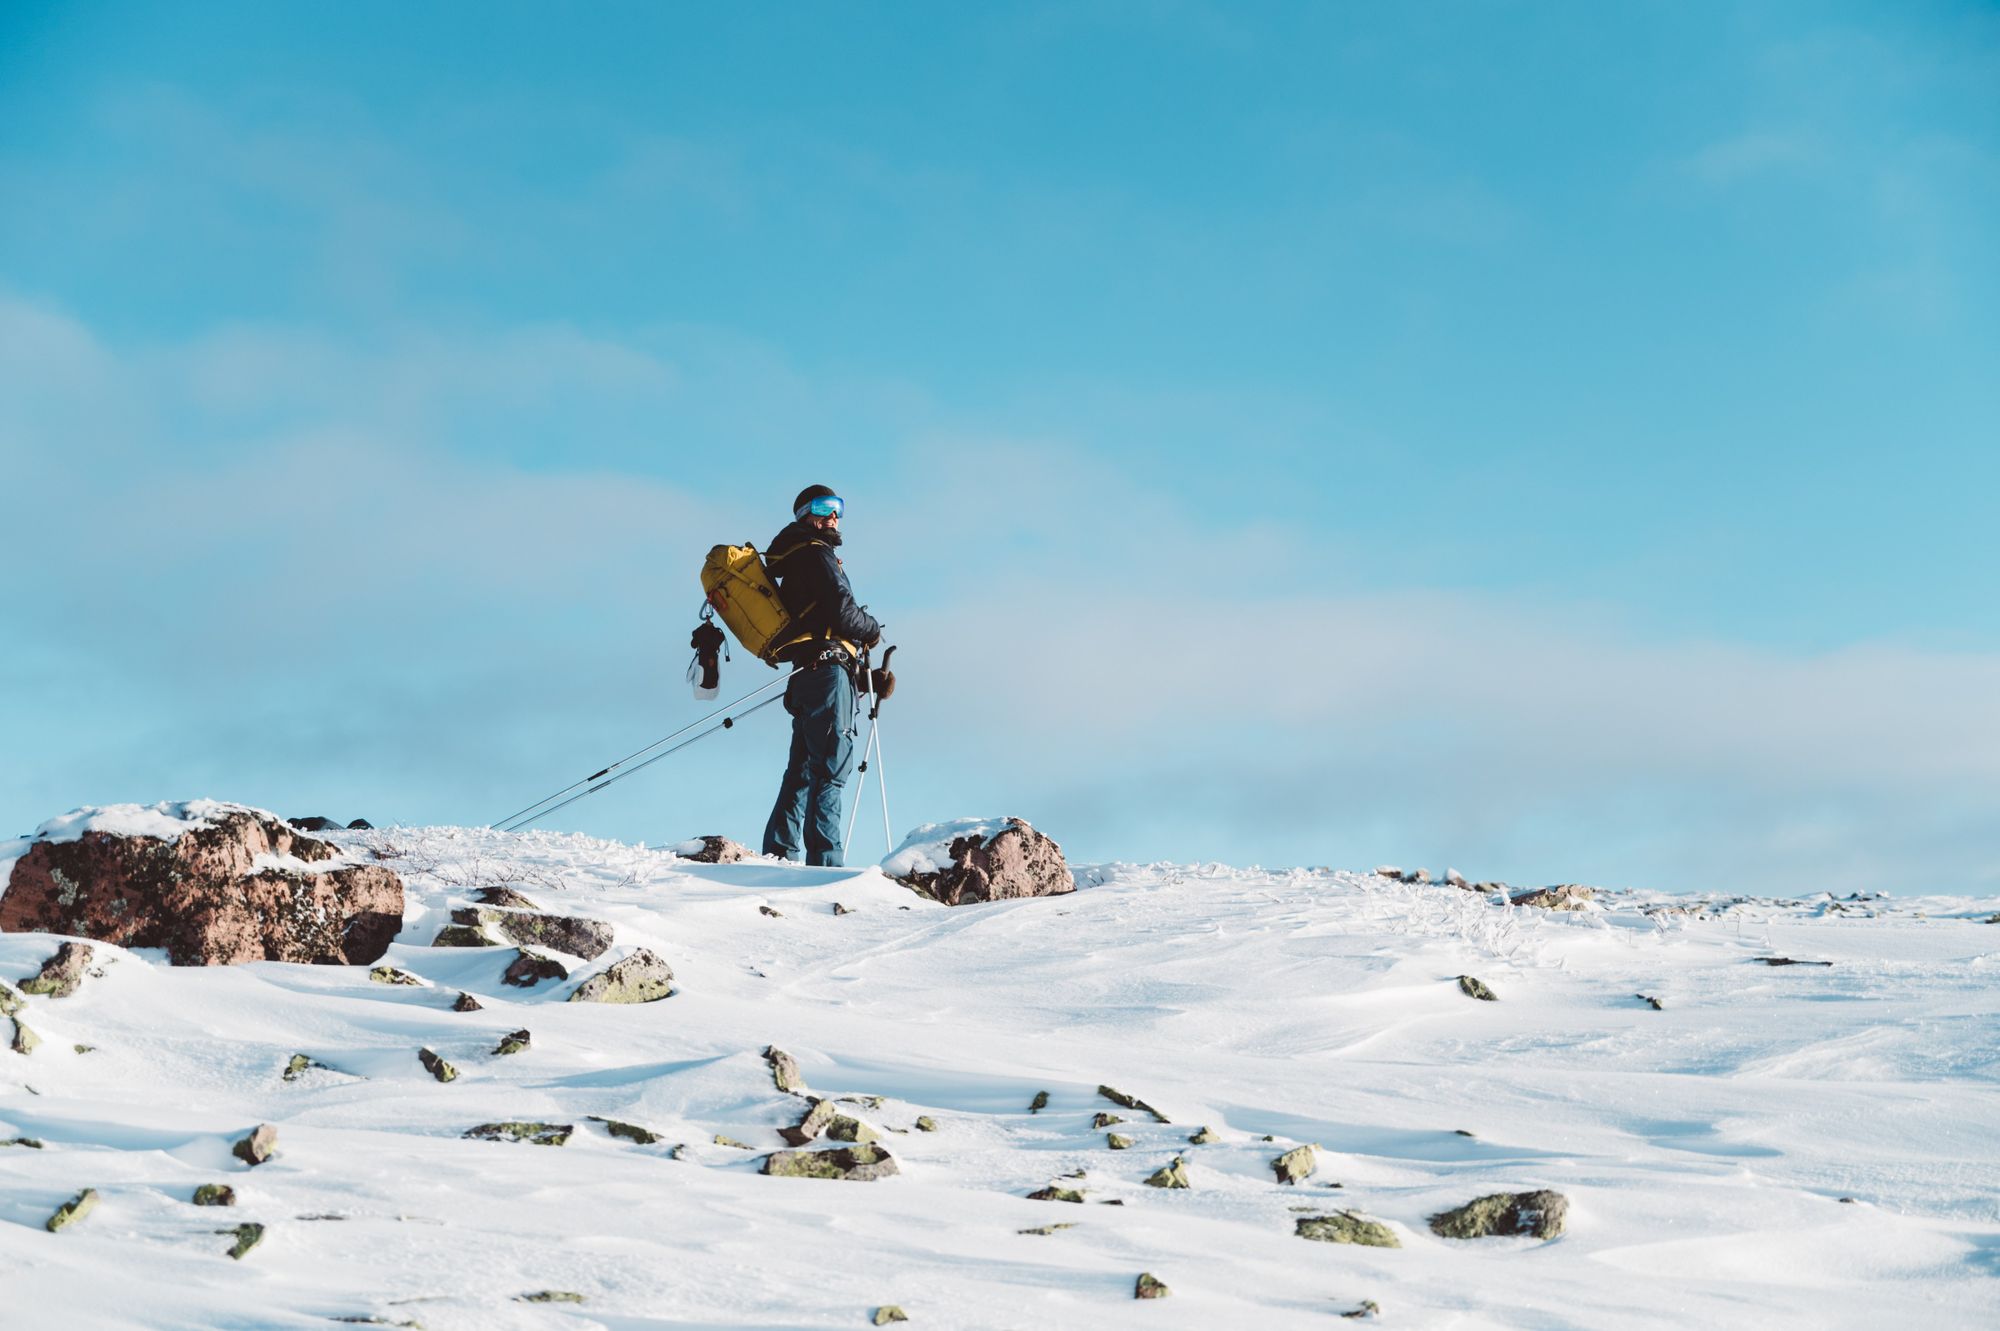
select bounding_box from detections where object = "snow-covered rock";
[883,817,1074,906]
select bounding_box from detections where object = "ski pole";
[843,714,881,858]
[874,716,891,853]
[493,669,798,832]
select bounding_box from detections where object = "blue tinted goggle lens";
[806,495,844,518]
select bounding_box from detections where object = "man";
[760,484,882,866]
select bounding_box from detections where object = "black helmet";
[793,484,839,518]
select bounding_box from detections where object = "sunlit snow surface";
[3,823,1998,1329]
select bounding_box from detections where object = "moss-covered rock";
[1018,1222,1078,1235]
[283,1053,329,1082]
[588,1116,663,1145]
[1029,1090,1050,1113]
[418,1047,458,1082]
[192,1184,236,1206]
[464,1121,573,1146]
[872,1307,909,1326]
[501,949,568,988]
[567,949,673,1004]
[1296,1212,1400,1248]
[1457,975,1498,1001]
[1098,1085,1171,1123]
[492,1029,531,1057]
[429,924,495,948]
[369,965,423,986]
[0,981,22,1017]
[46,1188,98,1232]
[516,1291,585,1304]
[1091,1111,1124,1129]
[1427,1189,1569,1240]
[2,1136,45,1148]
[1273,1144,1318,1185]
[1027,1186,1086,1203]
[1107,1133,1134,1150]
[760,1144,899,1181]
[1135,1273,1170,1300]
[765,1045,805,1093]
[19,941,94,998]
[914,1116,939,1132]
[474,885,542,910]
[1143,1157,1190,1189]
[714,1133,754,1149]
[780,1098,837,1146]
[1341,1299,1382,1319]
[232,1123,278,1165]
[221,1221,265,1259]
[827,1115,879,1145]
[454,906,613,960]
[10,1018,40,1055]
[1187,1125,1218,1144]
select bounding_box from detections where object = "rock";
[2,1136,45,1148]
[568,949,673,1003]
[1410,867,1431,884]
[1510,884,1595,910]
[290,816,342,831]
[1273,1144,1318,1185]
[19,942,94,998]
[1092,1112,1125,1129]
[474,886,542,910]
[1099,1085,1171,1123]
[1187,1126,1218,1145]
[588,1116,663,1145]
[0,805,403,966]
[873,1307,909,1326]
[46,1188,98,1232]
[1018,1223,1077,1235]
[1445,869,1468,888]
[419,1048,458,1082]
[1457,975,1498,1001]
[0,981,21,1017]
[678,835,754,863]
[759,905,782,918]
[347,819,374,830]
[232,1123,278,1165]
[1143,1157,1190,1189]
[193,1184,236,1206]
[283,1053,329,1082]
[1636,993,1664,1010]
[369,966,423,986]
[914,1116,939,1132]
[1135,1273,1170,1300]
[429,924,495,948]
[452,991,483,1012]
[1296,1212,1400,1248]
[452,906,613,960]
[1374,865,1402,879]
[1759,956,1833,967]
[492,1029,531,1057]
[221,1222,265,1259]
[1428,1189,1569,1240]
[827,1115,879,1145]
[1030,1090,1050,1113]
[465,1121,573,1146]
[502,950,568,988]
[10,1018,40,1055]
[714,1134,753,1149]
[888,817,1075,907]
[766,1046,806,1093]
[760,1144,899,1181]
[1341,1300,1382,1319]
[1107,1133,1134,1150]
[780,1098,838,1146]
[517,1291,586,1304]
[1027,1186,1085,1203]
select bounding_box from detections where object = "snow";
[882,816,1020,878]
[2,822,1999,1329]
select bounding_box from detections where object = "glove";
[869,668,895,700]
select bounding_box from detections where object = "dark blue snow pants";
[761,662,856,866]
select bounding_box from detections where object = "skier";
[760,485,881,866]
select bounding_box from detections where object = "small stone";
[567,949,673,1003]
[452,991,483,1012]
[833,902,854,915]
[1374,865,1402,879]
[759,1144,899,1180]
[516,1291,585,1304]
[193,1184,236,1206]
[1107,1133,1134,1150]
[759,905,781,917]
[2,1136,45,1148]
[418,1048,458,1082]
[1510,884,1595,910]
[1029,1090,1050,1113]
[1097,1085,1170,1123]
[1454,1129,1477,1138]
[465,1121,573,1146]
[0,981,23,1017]
[1296,1212,1400,1248]
[1100,1199,1126,1206]
[1018,1222,1078,1235]
[1027,1186,1086,1203]
[501,950,568,988]
[11,1018,41,1055]
[766,1046,806,1094]
[872,1307,909,1326]
[492,1029,531,1057]
[1457,975,1498,1001]
[1273,1144,1318,1185]
[914,1116,939,1132]
[1188,1126,1218,1144]
[714,1134,753,1149]
[1445,868,1468,887]
[232,1123,279,1166]
[474,886,542,909]
[781,1099,838,1146]
[73,1043,95,1054]
[457,907,614,960]
[429,924,495,948]
[221,1222,265,1259]
[588,1116,663,1145]
[1428,1189,1569,1240]
[19,941,94,998]
[1143,1157,1190,1189]
[1341,1299,1382,1319]
[283,1053,327,1082]
[1411,867,1431,884]
[1758,956,1833,967]
[840,1094,887,1109]
[826,1115,879,1145]
[46,1188,98,1232]
[1636,993,1664,1010]
[1135,1273,1170,1300]
[1092,1112,1125,1129]
[368,965,423,986]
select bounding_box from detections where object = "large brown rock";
[676,836,753,864]
[886,818,1074,907]
[1,805,403,967]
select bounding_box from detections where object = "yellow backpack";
[700,544,794,664]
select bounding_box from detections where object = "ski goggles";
[799,494,844,519]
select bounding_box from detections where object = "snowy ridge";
[1,822,1998,1328]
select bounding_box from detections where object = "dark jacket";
[766,520,880,660]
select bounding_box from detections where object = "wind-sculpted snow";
[2,822,1998,1328]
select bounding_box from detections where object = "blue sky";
[3,1,1996,893]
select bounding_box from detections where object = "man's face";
[808,510,840,532]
